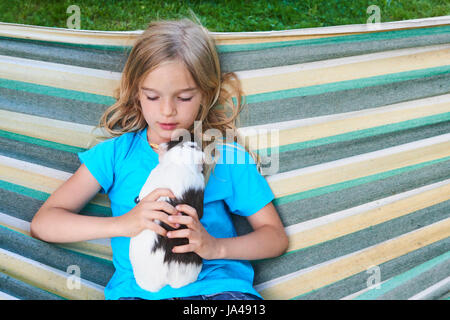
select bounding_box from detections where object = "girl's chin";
[155,129,185,142]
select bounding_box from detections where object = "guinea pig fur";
[129,137,205,292]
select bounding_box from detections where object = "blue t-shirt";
[78,126,275,300]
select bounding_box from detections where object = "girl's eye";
[146,97,192,102]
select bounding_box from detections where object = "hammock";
[0,16,449,300]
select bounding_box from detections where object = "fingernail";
[167,232,171,237]
[175,224,180,228]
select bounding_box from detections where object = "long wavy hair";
[97,18,261,183]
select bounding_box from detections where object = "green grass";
[0,0,448,32]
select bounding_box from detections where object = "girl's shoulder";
[82,130,145,164]
[91,130,142,150]
[213,141,256,166]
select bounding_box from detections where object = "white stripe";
[235,44,450,80]
[0,291,20,300]
[0,211,111,247]
[238,93,450,132]
[285,179,450,236]
[1,16,448,42]
[254,218,450,293]
[0,154,72,180]
[408,276,450,300]
[0,109,110,136]
[266,132,450,183]
[0,248,105,293]
[0,54,121,80]
[0,212,31,233]
[213,15,450,37]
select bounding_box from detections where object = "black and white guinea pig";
[129,136,205,292]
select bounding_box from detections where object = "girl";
[30,18,288,300]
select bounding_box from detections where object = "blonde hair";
[98,17,262,183]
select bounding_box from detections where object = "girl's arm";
[31,164,180,243]
[30,164,115,243]
[168,202,289,260]
[215,202,289,260]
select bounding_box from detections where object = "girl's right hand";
[115,188,181,238]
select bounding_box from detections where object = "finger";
[140,201,180,228]
[146,220,167,237]
[145,201,178,216]
[153,202,181,229]
[172,243,195,254]
[168,214,193,226]
[167,228,191,239]
[175,204,198,219]
[147,211,179,230]
[142,188,176,203]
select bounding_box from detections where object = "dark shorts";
[119,291,263,300]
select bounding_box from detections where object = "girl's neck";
[146,128,160,148]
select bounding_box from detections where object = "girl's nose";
[161,98,176,116]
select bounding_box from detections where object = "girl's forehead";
[140,61,198,93]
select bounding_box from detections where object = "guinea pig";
[129,136,205,292]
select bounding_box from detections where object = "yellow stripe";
[0,250,105,300]
[0,58,119,97]
[0,163,110,208]
[57,242,112,262]
[260,218,450,300]
[2,47,448,101]
[269,141,450,198]
[245,101,450,149]
[287,183,450,252]
[0,110,100,149]
[241,48,450,95]
[4,98,448,152]
[0,222,112,261]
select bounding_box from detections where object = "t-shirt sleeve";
[223,144,275,217]
[77,138,116,194]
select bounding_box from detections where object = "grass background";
[0,0,448,32]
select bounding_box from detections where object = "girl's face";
[138,60,203,146]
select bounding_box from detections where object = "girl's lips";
[159,123,178,130]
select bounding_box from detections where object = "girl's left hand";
[166,204,221,260]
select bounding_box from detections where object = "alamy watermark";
[366,5,381,30]
[166,121,280,175]
[67,264,81,290]
[366,265,381,290]
[67,5,81,29]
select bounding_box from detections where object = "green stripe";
[354,250,450,300]
[256,112,450,155]
[0,130,86,154]
[242,65,450,104]
[273,155,450,207]
[0,180,111,216]
[218,25,450,53]
[0,78,116,105]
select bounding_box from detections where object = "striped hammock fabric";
[0,16,449,300]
